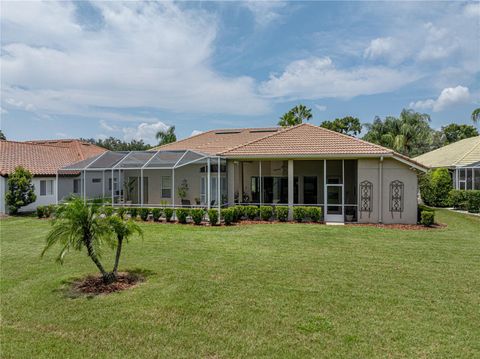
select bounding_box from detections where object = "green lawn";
[1,210,479,358]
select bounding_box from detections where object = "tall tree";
[156,126,177,146]
[278,105,312,127]
[363,109,433,157]
[320,116,362,136]
[5,166,36,214]
[42,198,116,283]
[441,124,478,144]
[472,108,480,125]
[0,130,5,140]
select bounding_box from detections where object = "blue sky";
[1,1,479,144]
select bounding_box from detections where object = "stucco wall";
[0,176,6,214]
[358,158,418,224]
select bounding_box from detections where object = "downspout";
[379,156,384,224]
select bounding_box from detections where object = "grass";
[1,210,479,358]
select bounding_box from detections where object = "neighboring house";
[62,124,426,224]
[414,136,480,191]
[0,139,106,214]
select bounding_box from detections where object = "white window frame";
[40,179,54,196]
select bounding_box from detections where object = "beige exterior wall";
[358,158,418,224]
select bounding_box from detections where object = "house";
[60,124,426,224]
[0,139,106,214]
[414,136,480,191]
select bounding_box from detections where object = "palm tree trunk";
[84,237,115,283]
[113,236,123,276]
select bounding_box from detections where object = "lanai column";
[227,160,235,206]
[288,159,294,220]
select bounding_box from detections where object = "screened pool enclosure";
[58,150,227,211]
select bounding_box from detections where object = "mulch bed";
[348,223,446,230]
[71,272,145,296]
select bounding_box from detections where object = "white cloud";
[244,1,286,27]
[122,121,169,145]
[409,86,470,112]
[190,130,204,137]
[259,57,417,100]
[55,132,68,138]
[1,1,269,118]
[464,3,480,17]
[315,104,327,112]
[100,120,119,132]
[364,37,394,59]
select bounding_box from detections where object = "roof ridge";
[453,136,480,165]
[219,123,306,155]
[305,123,393,154]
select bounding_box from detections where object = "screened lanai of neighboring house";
[57,150,227,212]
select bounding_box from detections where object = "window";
[303,176,317,204]
[40,179,54,196]
[92,178,101,183]
[161,176,172,198]
[108,178,118,191]
[73,179,81,194]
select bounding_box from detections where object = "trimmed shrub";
[419,168,453,207]
[164,208,174,222]
[420,210,435,226]
[293,206,307,223]
[307,207,322,222]
[245,205,259,220]
[417,204,434,222]
[152,208,162,222]
[139,208,150,221]
[221,208,234,225]
[190,208,205,225]
[260,206,273,221]
[466,190,480,213]
[129,207,138,219]
[276,206,289,222]
[36,205,45,218]
[176,208,189,224]
[45,204,57,218]
[207,209,218,225]
[117,207,127,219]
[232,206,243,222]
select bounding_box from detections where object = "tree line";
[278,105,479,157]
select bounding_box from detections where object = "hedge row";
[220,205,323,225]
[448,190,480,213]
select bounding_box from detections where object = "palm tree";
[156,126,177,146]
[472,108,480,125]
[278,105,312,127]
[108,216,143,277]
[42,197,115,283]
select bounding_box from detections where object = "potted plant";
[345,207,355,222]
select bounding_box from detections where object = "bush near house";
[176,209,189,224]
[259,206,274,221]
[207,209,218,225]
[245,206,259,220]
[417,204,434,223]
[101,206,115,217]
[5,166,36,214]
[221,208,234,225]
[307,207,322,222]
[190,208,205,225]
[129,207,138,219]
[164,208,174,222]
[117,207,127,219]
[466,191,480,213]
[139,208,150,221]
[420,210,435,227]
[448,190,468,210]
[232,206,244,222]
[276,206,289,222]
[419,168,452,207]
[152,208,162,222]
[293,207,307,223]
[36,206,46,218]
[45,204,56,218]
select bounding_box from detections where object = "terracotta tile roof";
[0,140,106,176]
[220,123,392,157]
[414,136,480,168]
[151,128,280,155]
